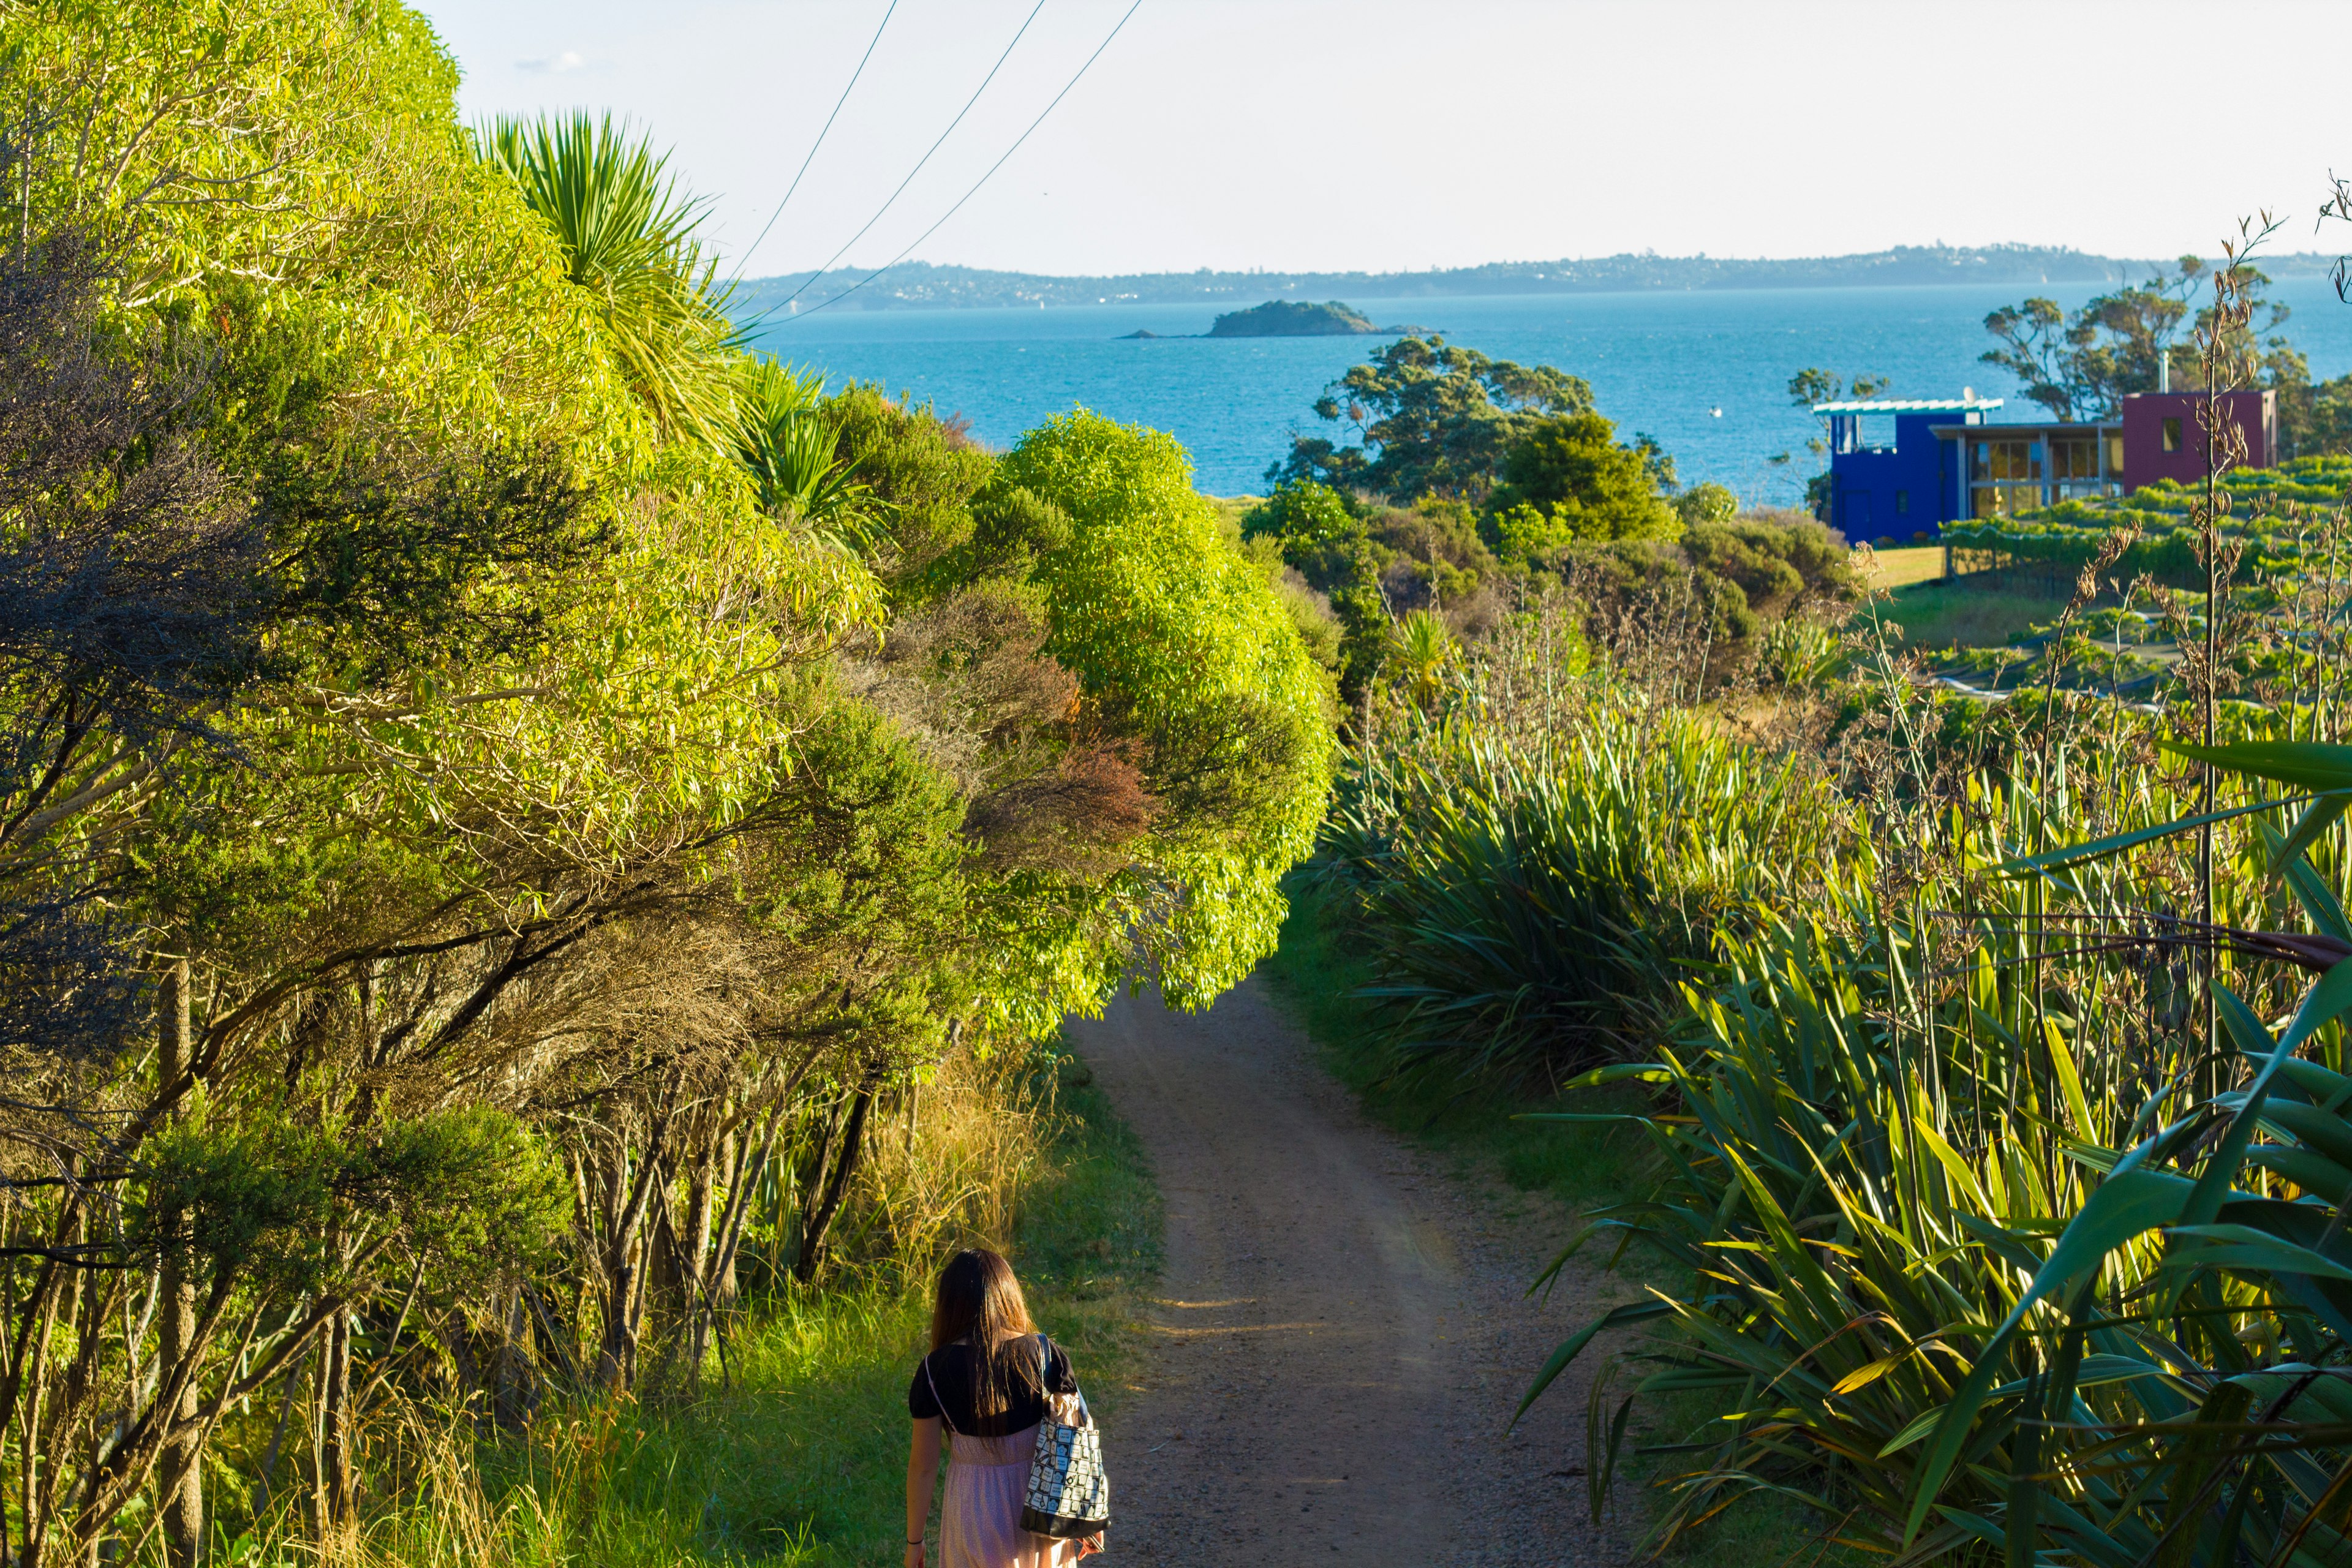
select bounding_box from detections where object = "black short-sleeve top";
[908,1333,1076,1436]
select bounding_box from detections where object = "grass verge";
[1852,544,1947,592]
[1258,871,1866,1568]
[1858,571,2074,654]
[314,1065,1159,1568]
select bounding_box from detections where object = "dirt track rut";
[1069,979,1627,1567]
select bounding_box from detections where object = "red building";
[2119,389,2276,486]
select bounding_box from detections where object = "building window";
[2105,434,2125,475]
[2049,437,2114,500]
[1971,439,2041,482]
[2163,417,2183,453]
[1894,489,1909,515]
[2051,438,2098,478]
[1969,438,2045,517]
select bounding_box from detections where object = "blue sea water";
[742,279,2352,503]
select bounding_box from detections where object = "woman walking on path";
[906,1249,1100,1568]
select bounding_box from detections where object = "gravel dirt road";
[1068,979,1630,1567]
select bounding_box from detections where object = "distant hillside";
[731,247,2351,317]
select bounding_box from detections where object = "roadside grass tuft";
[1259,870,1869,1568]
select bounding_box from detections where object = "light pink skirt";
[940,1425,1080,1568]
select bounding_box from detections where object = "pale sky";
[413,0,2352,279]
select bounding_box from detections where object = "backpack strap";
[922,1354,960,1437]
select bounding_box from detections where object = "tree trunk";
[155,958,203,1568]
[791,1093,848,1274]
[665,1136,717,1387]
[494,1287,535,1430]
[594,1117,668,1392]
[793,1074,878,1284]
[319,1307,354,1533]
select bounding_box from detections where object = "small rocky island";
[1206,299,1381,336]
[1117,300,1416,340]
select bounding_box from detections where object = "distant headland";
[731,244,2348,318]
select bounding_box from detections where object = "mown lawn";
[1852,543,1947,591]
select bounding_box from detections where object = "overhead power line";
[748,0,1048,325]
[772,0,1145,326]
[726,0,899,290]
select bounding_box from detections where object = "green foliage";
[1675,481,1739,528]
[1241,536,1344,673]
[1945,454,2352,597]
[136,1106,567,1295]
[1242,482,1507,708]
[0,7,1327,1563]
[824,383,995,592]
[990,411,1338,1011]
[1327,684,1850,1080]
[1486,411,1679,546]
[732,358,879,557]
[2298,371,2352,457]
[1679,519,1856,620]
[1270,335,1593,501]
[1537,519,1858,652]
[1323,563,2352,1556]
[1520,741,2352,1562]
[477,111,739,443]
[1240,478,1358,548]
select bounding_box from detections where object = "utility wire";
[772,0,1144,326]
[747,0,1047,326]
[726,0,900,290]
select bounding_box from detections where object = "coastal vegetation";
[19,5,2352,1567]
[0,5,1324,1564]
[1291,226,2352,1560]
[1251,336,1860,705]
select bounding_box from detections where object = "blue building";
[1815,392,2141,540]
[1812,394,2000,540]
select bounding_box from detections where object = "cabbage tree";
[477,111,738,443]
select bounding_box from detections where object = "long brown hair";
[929,1248,1039,1417]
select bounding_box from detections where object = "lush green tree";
[1486,412,1679,546]
[2300,373,2352,457]
[1268,336,1592,501]
[1676,481,1740,527]
[1679,519,1856,621]
[1241,481,1509,708]
[992,412,1336,1014]
[825,383,995,593]
[0,9,1343,1565]
[1240,477,1359,548]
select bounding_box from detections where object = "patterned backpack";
[1020,1335,1110,1540]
